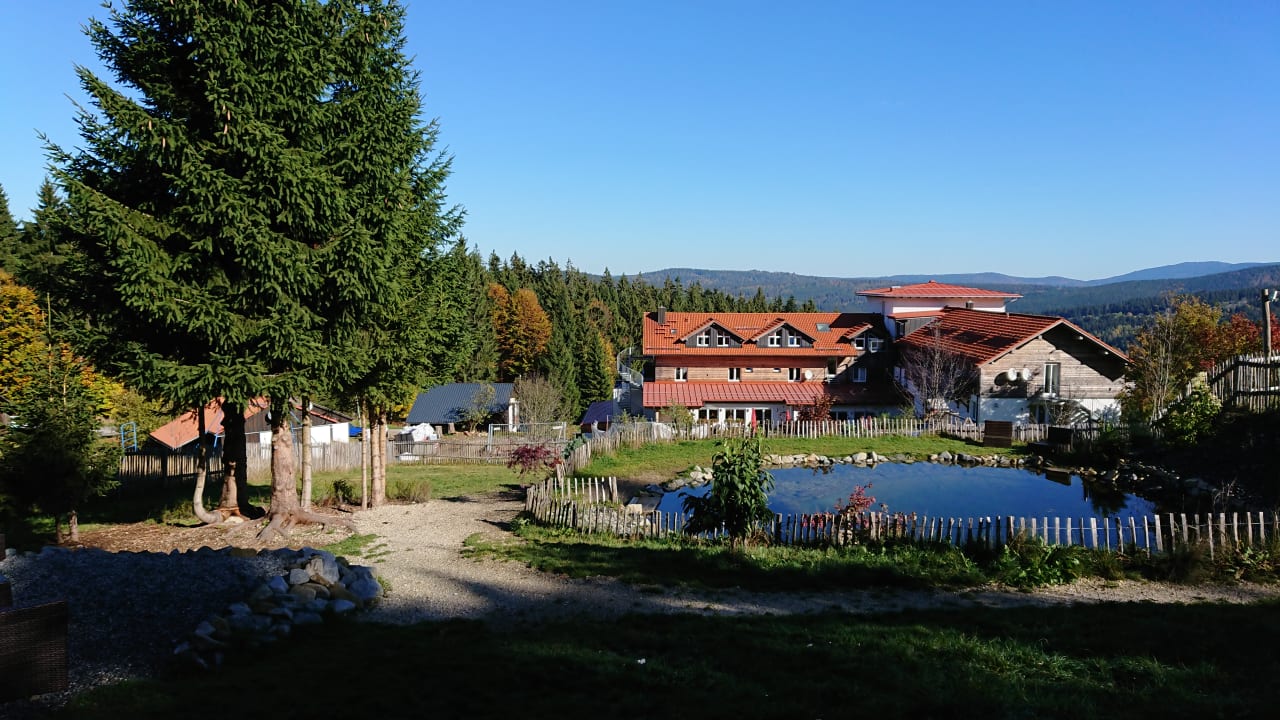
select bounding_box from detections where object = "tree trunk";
[219,402,263,518]
[192,404,224,525]
[360,400,369,510]
[68,509,79,544]
[268,398,299,517]
[371,408,387,506]
[300,398,313,510]
[249,397,354,542]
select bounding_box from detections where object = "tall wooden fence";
[1207,353,1280,411]
[525,477,1277,558]
[119,435,571,488]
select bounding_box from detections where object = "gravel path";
[356,493,1280,626]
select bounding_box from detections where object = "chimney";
[657,306,666,324]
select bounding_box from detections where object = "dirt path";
[353,493,1280,626]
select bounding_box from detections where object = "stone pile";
[174,548,381,670]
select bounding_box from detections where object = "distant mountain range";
[634,262,1280,349]
[635,262,1279,310]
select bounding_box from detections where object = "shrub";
[506,443,561,479]
[388,478,431,503]
[992,534,1085,588]
[1157,385,1221,446]
[683,434,774,552]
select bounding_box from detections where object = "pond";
[657,462,1158,520]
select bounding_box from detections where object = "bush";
[315,478,358,507]
[1153,541,1212,584]
[683,434,774,552]
[1157,385,1221,446]
[992,534,1085,588]
[389,478,431,503]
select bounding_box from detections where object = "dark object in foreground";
[0,600,69,701]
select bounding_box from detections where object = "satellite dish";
[1004,369,1019,382]
[1020,368,1032,382]
[803,370,813,381]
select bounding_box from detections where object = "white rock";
[287,568,312,586]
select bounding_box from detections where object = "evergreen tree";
[579,327,615,409]
[542,321,581,420]
[46,0,444,532]
[0,184,22,276]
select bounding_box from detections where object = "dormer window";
[696,332,709,347]
[787,335,799,347]
[717,335,729,347]
[854,337,865,350]
[868,338,884,353]
[767,333,780,347]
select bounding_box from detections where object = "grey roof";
[405,383,515,426]
[580,400,616,426]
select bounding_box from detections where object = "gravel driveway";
[356,493,1280,626]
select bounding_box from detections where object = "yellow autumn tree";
[0,270,45,412]
[489,284,552,381]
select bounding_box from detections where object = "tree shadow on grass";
[55,591,1280,720]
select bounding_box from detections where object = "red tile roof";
[149,398,269,451]
[857,280,1022,299]
[644,312,881,355]
[897,307,1127,365]
[642,381,903,408]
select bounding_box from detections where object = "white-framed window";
[675,367,688,382]
[788,368,802,381]
[717,334,729,347]
[1044,362,1061,395]
[868,338,883,353]
[767,333,780,347]
[696,332,709,347]
[728,368,741,382]
[696,408,718,423]
[854,336,865,350]
[852,367,867,383]
[788,335,799,347]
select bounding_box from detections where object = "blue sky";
[2,1,1277,280]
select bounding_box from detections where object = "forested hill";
[636,263,1280,350]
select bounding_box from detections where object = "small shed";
[579,400,616,434]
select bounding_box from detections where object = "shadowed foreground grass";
[62,601,1280,719]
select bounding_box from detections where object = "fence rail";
[525,477,1276,558]
[1206,353,1280,411]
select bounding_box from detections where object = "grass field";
[60,601,1280,718]
[573,434,1021,481]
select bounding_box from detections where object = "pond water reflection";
[658,462,1157,520]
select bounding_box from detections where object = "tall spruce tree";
[0,184,22,277]
[47,0,448,535]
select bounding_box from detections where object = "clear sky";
[2,1,1277,281]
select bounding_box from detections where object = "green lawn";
[574,434,1023,481]
[60,601,1280,719]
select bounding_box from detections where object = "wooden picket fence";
[1206,353,1280,411]
[525,477,1278,558]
